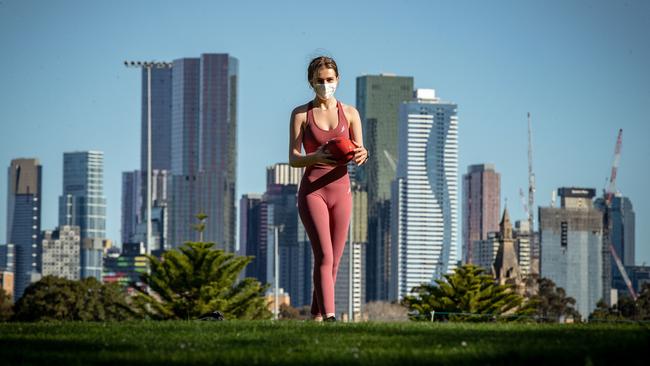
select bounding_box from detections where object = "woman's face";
[311,67,338,88]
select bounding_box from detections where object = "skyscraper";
[6,158,42,301]
[238,193,265,282]
[130,170,170,250]
[462,164,500,264]
[0,243,14,274]
[141,67,173,173]
[390,89,459,301]
[595,194,635,266]
[58,151,106,280]
[121,170,142,245]
[513,220,532,277]
[264,182,312,307]
[356,74,414,301]
[168,54,238,252]
[540,187,604,319]
[594,194,635,296]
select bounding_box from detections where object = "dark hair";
[307,56,339,86]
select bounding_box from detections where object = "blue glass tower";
[58,151,106,280]
[6,158,42,301]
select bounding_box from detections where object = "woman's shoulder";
[339,101,358,114]
[291,102,311,117]
[290,102,310,128]
[340,102,360,124]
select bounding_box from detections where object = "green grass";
[1,320,649,365]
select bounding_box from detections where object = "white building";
[42,225,81,280]
[390,89,459,301]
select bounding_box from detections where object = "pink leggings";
[298,168,352,316]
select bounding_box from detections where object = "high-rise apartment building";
[390,89,458,301]
[356,74,414,301]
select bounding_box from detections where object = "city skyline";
[1,1,649,264]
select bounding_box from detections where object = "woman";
[289,56,368,322]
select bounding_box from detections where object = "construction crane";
[519,188,529,217]
[602,129,637,300]
[383,149,397,172]
[527,113,537,272]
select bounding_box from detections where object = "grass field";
[1,320,649,365]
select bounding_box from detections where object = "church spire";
[500,206,512,240]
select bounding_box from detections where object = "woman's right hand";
[312,144,338,166]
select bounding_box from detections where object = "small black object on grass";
[198,311,226,321]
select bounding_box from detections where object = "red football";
[324,137,356,165]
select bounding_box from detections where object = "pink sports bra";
[302,100,351,181]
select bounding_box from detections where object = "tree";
[589,283,650,322]
[0,288,13,321]
[12,276,139,321]
[526,277,581,322]
[636,283,650,320]
[130,241,271,320]
[401,264,525,322]
[279,303,302,320]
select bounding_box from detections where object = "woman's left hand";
[351,140,368,166]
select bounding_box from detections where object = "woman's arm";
[288,106,336,168]
[347,106,369,165]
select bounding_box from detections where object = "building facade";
[390,89,459,301]
[168,54,238,252]
[58,151,106,281]
[266,163,303,188]
[141,66,173,172]
[6,158,42,301]
[540,187,604,319]
[334,185,368,320]
[513,220,532,277]
[264,183,312,308]
[41,225,80,280]
[356,74,414,302]
[103,242,149,291]
[607,195,635,266]
[238,193,265,282]
[0,243,14,273]
[121,171,142,245]
[462,164,500,264]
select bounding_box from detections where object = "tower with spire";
[492,207,523,290]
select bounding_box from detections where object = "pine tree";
[131,213,272,320]
[402,264,524,322]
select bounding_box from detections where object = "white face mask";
[313,82,337,100]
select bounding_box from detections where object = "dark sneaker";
[324,315,337,322]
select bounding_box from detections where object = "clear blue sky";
[1,0,649,264]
